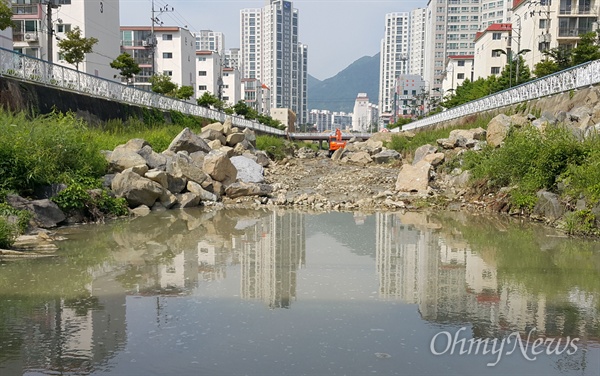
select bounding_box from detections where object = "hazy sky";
[119,0,428,81]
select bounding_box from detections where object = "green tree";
[175,85,194,100]
[149,73,177,95]
[57,26,99,71]
[110,52,141,82]
[571,31,600,66]
[533,46,572,78]
[0,1,15,31]
[196,92,225,110]
[232,100,258,120]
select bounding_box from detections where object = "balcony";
[12,5,41,17]
[13,32,40,43]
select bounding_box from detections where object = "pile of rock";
[105,118,274,213]
[331,136,402,165]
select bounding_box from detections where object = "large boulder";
[171,152,209,185]
[486,114,512,147]
[166,127,211,154]
[107,144,148,172]
[203,150,237,185]
[395,161,432,192]
[5,195,65,229]
[173,193,201,209]
[372,149,401,164]
[413,144,437,165]
[138,145,168,170]
[243,128,257,147]
[203,122,224,133]
[230,156,265,183]
[226,132,246,147]
[199,129,226,145]
[111,169,164,207]
[533,190,566,221]
[348,151,373,165]
[187,181,218,202]
[225,182,273,199]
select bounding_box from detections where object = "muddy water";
[0,209,598,376]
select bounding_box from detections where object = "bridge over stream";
[2,47,600,138]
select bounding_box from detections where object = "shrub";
[0,217,17,249]
[52,179,128,221]
[0,203,32,234]
[256,135,292,160]
[562,209,598,236]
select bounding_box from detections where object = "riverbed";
[0,208,598,375]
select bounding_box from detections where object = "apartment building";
[424,0,481,97]
[194,30,224,55]
[12,0,120,80]
[441,55,474,94]
[308,109,332,132]
[222,66,241,106]
[409,8,427,78]
[352,93,378,132]
[332,112,353,130]
[195,50,222,98]
[120,26,196,92]
[224,47,240,70]
[512,0,599,72]
[379,12,411,125]
[241,1,308,124]
[481,0,512,29]
[473,23,512,82]
[393,75,427,119]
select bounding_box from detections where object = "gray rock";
[166,127,211,154]
[348,151,373,165]
[486,114,512,147]
[533,190,566,221]
[243,128,257,147]
[225,182,273,199]
[295,147,317,159]
[145,169,168,189]
[199,129,226,144]
[226,132,246,147]
[131,205,151,216]
[203,150,237,185]
[413,144,437,165]
[111,169,164,207]
[173,193,200,208]
[230,156,265,183]
[166,174,187,194]
[187,181,218,202]
[138,145,167,170]
[372,149,401,164]
[395,161,432,192]
[107,144,148,172]
[6,195,66,229]
[172,152,209,185]
[203,122,224,133]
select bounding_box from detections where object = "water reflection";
[0,209,598,375]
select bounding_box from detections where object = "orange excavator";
[328,128,346,157]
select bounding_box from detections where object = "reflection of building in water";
[240,212,306,308]
[1,275,127,374]
[375,212,600,341]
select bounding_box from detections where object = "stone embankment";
[5,99,600,255]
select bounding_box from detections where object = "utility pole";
[150,0,174,75]
[46,1,59,63]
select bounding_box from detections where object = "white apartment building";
[332,112,353,130]
[195,30,224,55]
[424,0,480,96]
[242,78,267,113]
[241,1,308,124]
[308,109,332,132]
[352,93,378,132]
[195,50,222,98]
[120,26,196,92]
[12,0,120,80]
[224,47,240,70]
[409,8,427,77]
[481,0,512,29]
[473,23,512,82]
[379,12,410,126]
[393,75,427,119]
[441,55,474,95]
[222,66,241,106]
[513,0,599,73]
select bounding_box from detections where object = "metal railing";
[0,47,285,137]
[396,58,600,132]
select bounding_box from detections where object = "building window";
[457,73,465,79]
[163,52,173,58]
[163,34,173,41]
[491,50,502,57]
[57,24,71,33]
[163,70,173,76]
[457,60,465,66]
[198,71,207,76]
[198,85,207,90]
[491,67,500,74]
[198,57,206,61]
[492,32,501,40]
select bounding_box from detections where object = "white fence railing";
[0,47,285,136]
[396,59,600,132]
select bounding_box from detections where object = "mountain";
[307,53,380,113]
